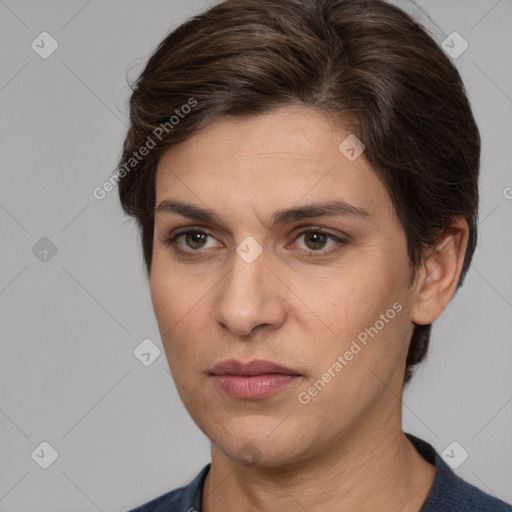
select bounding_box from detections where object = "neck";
[202,396,435,512]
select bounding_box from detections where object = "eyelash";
[164,228,348,260]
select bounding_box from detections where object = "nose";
[213,247,286,337]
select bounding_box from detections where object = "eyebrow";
[154,199,372,225]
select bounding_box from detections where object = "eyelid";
[165,220,348,236]
[290,225,349,240]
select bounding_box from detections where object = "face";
[150,106,418,468]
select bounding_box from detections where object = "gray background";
[0,0,511,510]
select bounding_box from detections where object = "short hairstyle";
[117,0,480,385]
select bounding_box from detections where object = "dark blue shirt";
[128,433,512,511]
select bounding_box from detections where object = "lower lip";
[212,373,301,399]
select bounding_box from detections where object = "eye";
[292,229,347,257]
[163,227,348,260]
[181,231,211,250]
[165,229,220,252]
[297,231,333,251]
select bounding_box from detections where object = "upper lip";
[211,359,300,376]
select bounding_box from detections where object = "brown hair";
[117,0,480,385]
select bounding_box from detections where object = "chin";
[211,422,308,469]
[221,441,303,469]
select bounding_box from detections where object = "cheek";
[150,243,206,329]
[296,310,408,429]
[150,265,216,373]
[150,263,192,354]
[304,257,410,388]
[312,263,398,341]
[150,271,179,335]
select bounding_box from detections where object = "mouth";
[210,359,302,400]
[211,359,300,376]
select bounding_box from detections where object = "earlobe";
[411,218,469,326]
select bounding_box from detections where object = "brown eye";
[184,231,209,249]
[164,228,221,257]
[292,229,348,258]
[303,232,328,250]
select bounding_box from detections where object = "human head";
[117,0,479,386]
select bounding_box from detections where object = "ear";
[411,217,469,326]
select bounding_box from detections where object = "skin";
[150,105,469,512]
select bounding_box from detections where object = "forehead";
[158,107,349,173]
[154,106,393,221]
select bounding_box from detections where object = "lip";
[210,359,301,400]
[211,359,299,376]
